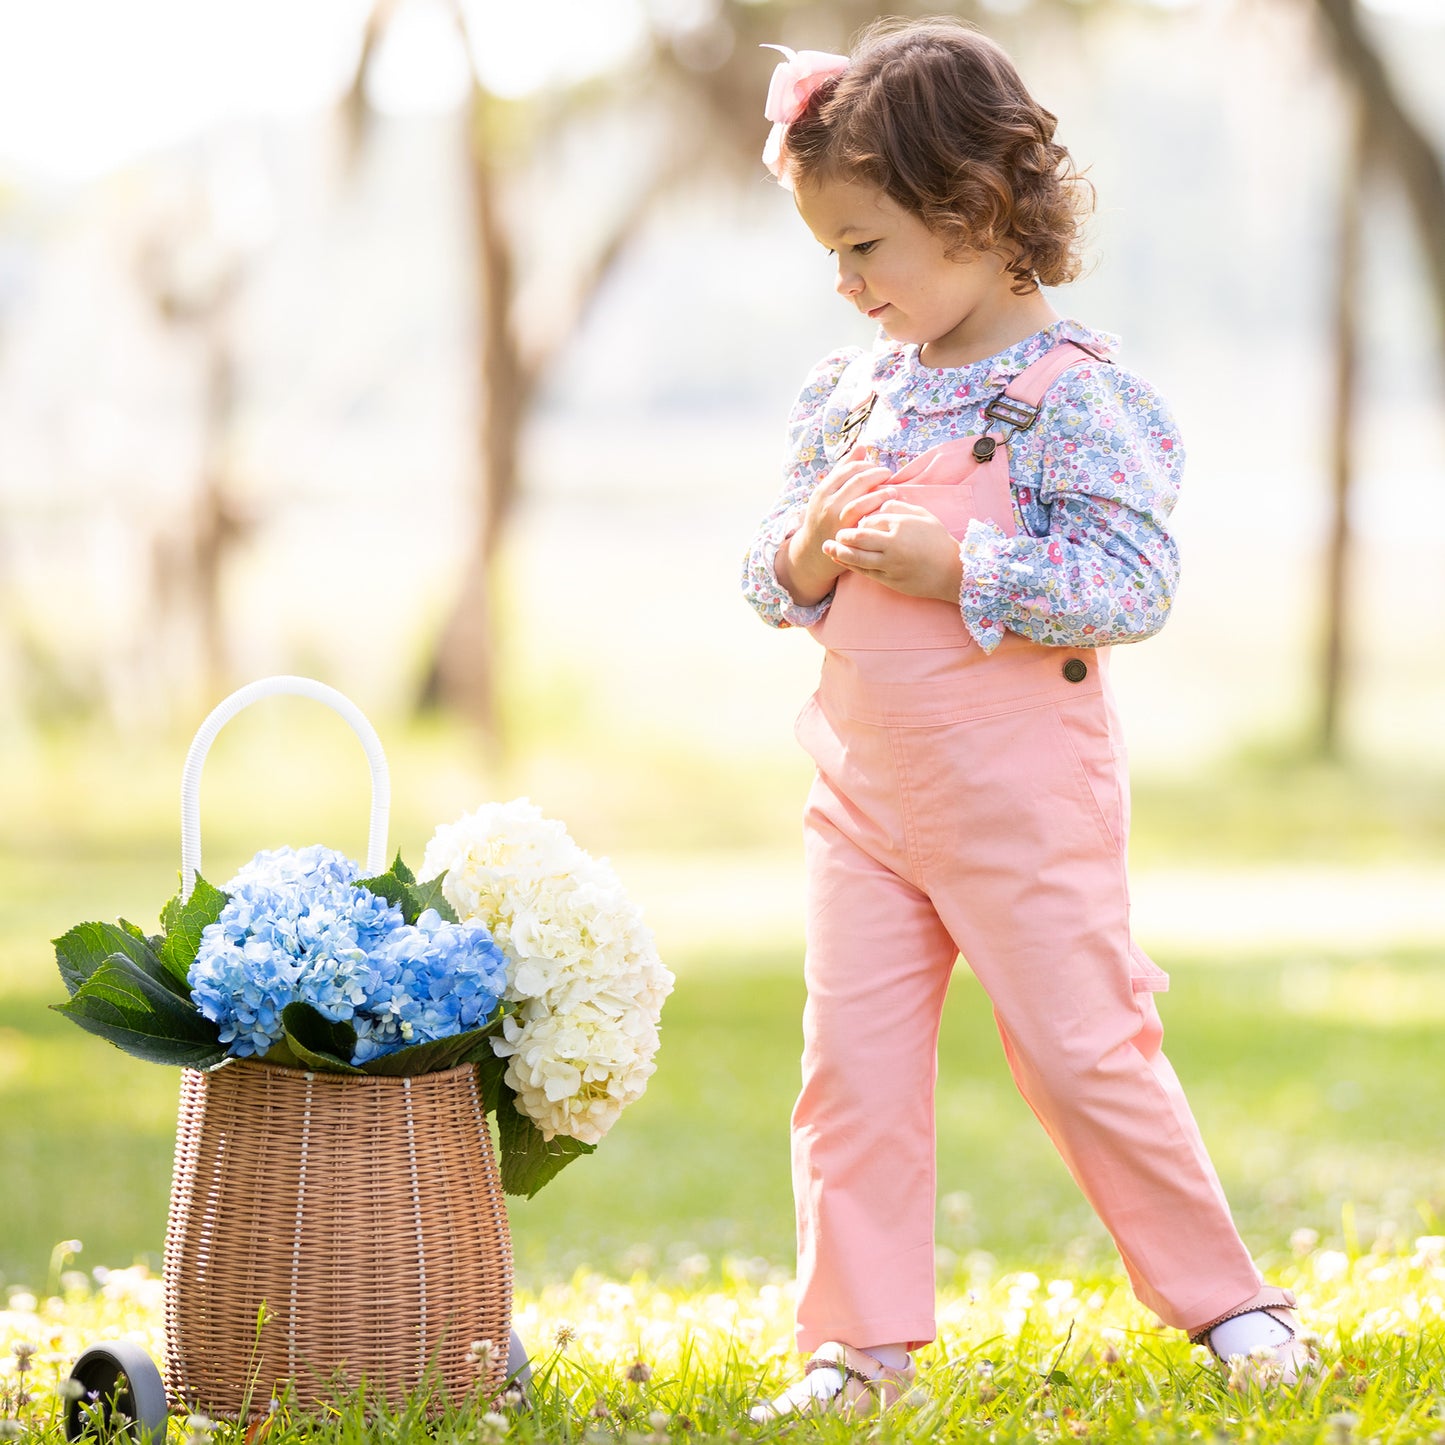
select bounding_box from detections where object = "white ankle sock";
[804,1367,844,1398]
[862,1342,909,1370]
[1209,1310,1291,1359]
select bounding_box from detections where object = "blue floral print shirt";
[741,318,1183,653]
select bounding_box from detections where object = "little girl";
[742,19,1312,1418]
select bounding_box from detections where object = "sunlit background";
[2,0,1443,1294]
[2,0,1442,753]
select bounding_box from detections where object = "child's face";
[792,174,1016,360]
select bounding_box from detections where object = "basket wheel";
[507,1329,531,1390]
[64,1342,167,1444]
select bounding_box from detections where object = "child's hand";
[777,446,894,606]
[824,499,964,602]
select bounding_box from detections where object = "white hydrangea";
[421,799,674,1145]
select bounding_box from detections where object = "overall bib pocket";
[809,469,990,653]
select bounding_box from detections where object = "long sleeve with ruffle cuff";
[959,505,1180,653]
[747,510,834,628]
[958,355,1184,653]
[742,344,864,628]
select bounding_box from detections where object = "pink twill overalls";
[789,341,1291,1352]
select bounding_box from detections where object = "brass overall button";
[1062,657,1088,683]
[971,435,997,462]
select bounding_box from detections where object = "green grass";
[5,1247,1445,1441]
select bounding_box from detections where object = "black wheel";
[64,1342,168,1444]
[506,1328,531,1390]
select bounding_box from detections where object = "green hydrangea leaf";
[278,1002,363,1075]
[405,871,459,924]
[121,920,170,958]
[355,866,408,917]
[259,1038,305,1071]
[54,922,187,1001]
[474,1054,509,1115]
[496,1097,595,1198]
[157,876,228,987]
[51,955,225,1067]
[359,1013,507,1078]
[356,858,458,926]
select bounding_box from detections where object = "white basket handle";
[180,675,391,900]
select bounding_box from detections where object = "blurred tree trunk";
[1320,93,1367,758]
[339,0,398,168]
[1314,0,1445,347]
[1310,0,1445,756]
[418,83,686,731]
[137,227,252,708]
[194,321,245,703]
[416,93,687,735]
[343,4,694,739]
[414,113,520,730]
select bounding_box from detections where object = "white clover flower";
[422,800,674,1144]
[184,1413,216,1445]
[1225,1352,1251,1391]
[1414,1236,1445,1266]
[1291,1227,1320,1257]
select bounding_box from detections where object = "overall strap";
[980,340,1111,437]
[968,341,1111,464]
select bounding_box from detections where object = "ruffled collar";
[863,318,1119,413]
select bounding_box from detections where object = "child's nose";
[834,260,863,299]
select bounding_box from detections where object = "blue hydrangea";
[351,911,511,1064]
[188,846,511,1065]
[227,843,364,898]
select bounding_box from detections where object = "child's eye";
[853,240,878,255]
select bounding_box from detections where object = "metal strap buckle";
[982,393,1040,432]
[839,392,876,446]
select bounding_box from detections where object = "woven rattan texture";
[163,1060,512,1416]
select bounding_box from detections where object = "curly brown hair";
[780,17,1093,293]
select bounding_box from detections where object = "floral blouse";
[741,318,1183,653]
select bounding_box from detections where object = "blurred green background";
[4,711,1443,1291]
[2,0,1444,1293]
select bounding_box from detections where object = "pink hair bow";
[761,44,848,187]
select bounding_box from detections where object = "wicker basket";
[163,1059,512,1415]
[158,677,513,1416]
